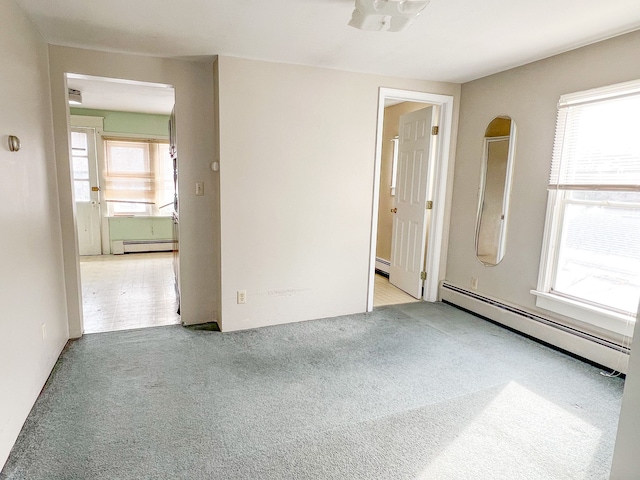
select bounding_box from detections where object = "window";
[71,131,91,202]
[534,80,640,335]
[104,139,173,216]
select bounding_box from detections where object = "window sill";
[531,290,635,337]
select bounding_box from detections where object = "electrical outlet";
[471,277,478,290]
[41,323,47,341]
[195,182,204,196]
[237,290,247,304]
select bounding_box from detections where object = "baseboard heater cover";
[375,257,390,275]
[112,239,176,254]
[440,282,630,373]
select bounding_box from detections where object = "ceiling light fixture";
[68,88,82,105]
[349,0,430,32]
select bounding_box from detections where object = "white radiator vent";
[375,257,391,274]
[112,239,176,254]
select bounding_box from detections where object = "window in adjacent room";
[71,131,91,202]
[104,139,172,216]
[533,79,640,336]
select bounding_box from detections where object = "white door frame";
[367,88,455,311]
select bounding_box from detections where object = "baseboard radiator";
[375,257,390,275]
[440,282,630,373]
[112,239,176,254]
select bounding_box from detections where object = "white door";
[389,107,435,298]
[71,128,102,256]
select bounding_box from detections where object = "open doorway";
[368,88,455,310]
[373,100,434,307]
[65,73,180,333]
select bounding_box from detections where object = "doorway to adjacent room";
[368,88,455,310]
[65,73,180,334]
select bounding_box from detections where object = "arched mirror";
[475,116,517,266]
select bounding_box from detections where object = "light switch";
[195,182,204,196]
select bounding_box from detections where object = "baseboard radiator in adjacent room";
[440,282,630,374]
[112,239,177,254]
[375,257,390,276]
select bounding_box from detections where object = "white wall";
[216,56,460,331]
[445,29,640,349]
[47,46,219,331]
[0,0,69,468]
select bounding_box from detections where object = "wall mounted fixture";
[8,135,20,152]
[68,88,82,105]
[349,0,430,32]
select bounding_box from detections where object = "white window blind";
[549,86,640,190]
[104,140,154,205]
[104,139,172,216]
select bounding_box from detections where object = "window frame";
[533,79,640,337]
[534,192,638,336]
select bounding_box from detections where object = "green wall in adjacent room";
[108,216,173,242]
[70,108,170,136]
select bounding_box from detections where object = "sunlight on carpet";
[418,381,602,479]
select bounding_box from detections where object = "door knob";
[391,208,397,213]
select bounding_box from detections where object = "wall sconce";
[8,135,20,152]
[349,0,430,32]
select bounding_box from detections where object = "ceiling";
[66,74,175,115]
[16,0,640,84]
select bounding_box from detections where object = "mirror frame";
[475,116,517,266]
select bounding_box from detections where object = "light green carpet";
[1,302,624,479]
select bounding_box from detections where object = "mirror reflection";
[475,116,516,266]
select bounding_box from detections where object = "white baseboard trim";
[440,282,630,373]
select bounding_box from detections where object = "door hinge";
[420,271,427,281]
[91,186,100,192]
[431,126,439,136]
[426,200,433,210]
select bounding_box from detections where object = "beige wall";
[446,29,640,347]
[216,56,460,331]
[48,45,219,332]
[376,101,428,262]
[0,0,69,467]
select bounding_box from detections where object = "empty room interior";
[3,0,640,478]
